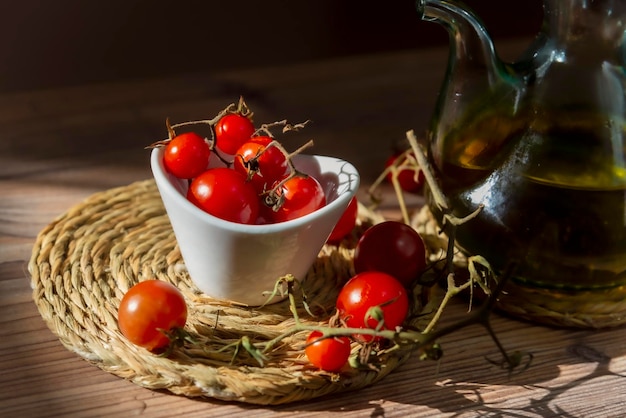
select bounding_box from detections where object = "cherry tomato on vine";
[163,132,211,179]
[305,330,351,372]
[187,167,259,224]
[268,175,326,223]
[353,221,426,287]
[336,271,409,342]
[233,135,290,193]
[327,196,358,243]
[385,153,424,193]
[214,113,255,155]
[254,200,276,225]
[118,280,188,352]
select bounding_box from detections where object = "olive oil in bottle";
[430,109,626,292]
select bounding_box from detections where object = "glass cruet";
[416,0,626,327]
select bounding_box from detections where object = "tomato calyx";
[154,326,196,357]
[261,171,326,223]
[233,136,289,189]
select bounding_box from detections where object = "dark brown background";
[0,0,543,93]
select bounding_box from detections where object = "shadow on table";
[264,321,626,417]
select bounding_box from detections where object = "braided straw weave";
[29,179,436,405]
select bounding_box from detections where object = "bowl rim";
[150,146,360,234]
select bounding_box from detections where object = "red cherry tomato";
[254,200,275,225]
[269,175,326,223]
[385,153,424,193]
[163,132,211,179]
[305,331,352,372]
[118,280,188,352]
[214,113,255,155]
[353,221,426,287]
[187,167,259,224]
[336,271,409,342]
[327,196,358,243]
[233,136,290,193]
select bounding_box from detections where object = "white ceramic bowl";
[151,147,360,306]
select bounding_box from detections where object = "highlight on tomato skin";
[268,175,327,223]
[335,271,409,342]
[163,132,211,180]
[186,168,260,225]
[305,330,352,372]
[117,280,188,353]
[214,113,256,155]
[233,135,290,193]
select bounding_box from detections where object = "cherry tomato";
[254,200,275,225]
[118,280,188,352]
[233,136,290,193]
[305,330,351,372]
[327,196,358,243]
[353,221,426,287]
[268,175,326,223]
[385,153,424,193]
[163,132,211,179]
[187,167,259,224]
[336,271,409,342]
[214,113,255,155]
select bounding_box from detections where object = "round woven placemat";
[29,179,436,405]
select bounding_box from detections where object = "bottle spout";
[415,0,507,85]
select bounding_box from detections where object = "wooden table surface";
[3,39,626,417]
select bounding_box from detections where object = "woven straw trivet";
[29,179,438,405]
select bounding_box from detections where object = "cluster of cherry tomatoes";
[304,149,427,372]
[118,101,430,372]
[304,219,427,372]
[163,112,326,225]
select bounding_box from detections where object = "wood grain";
[3,39,626,417]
